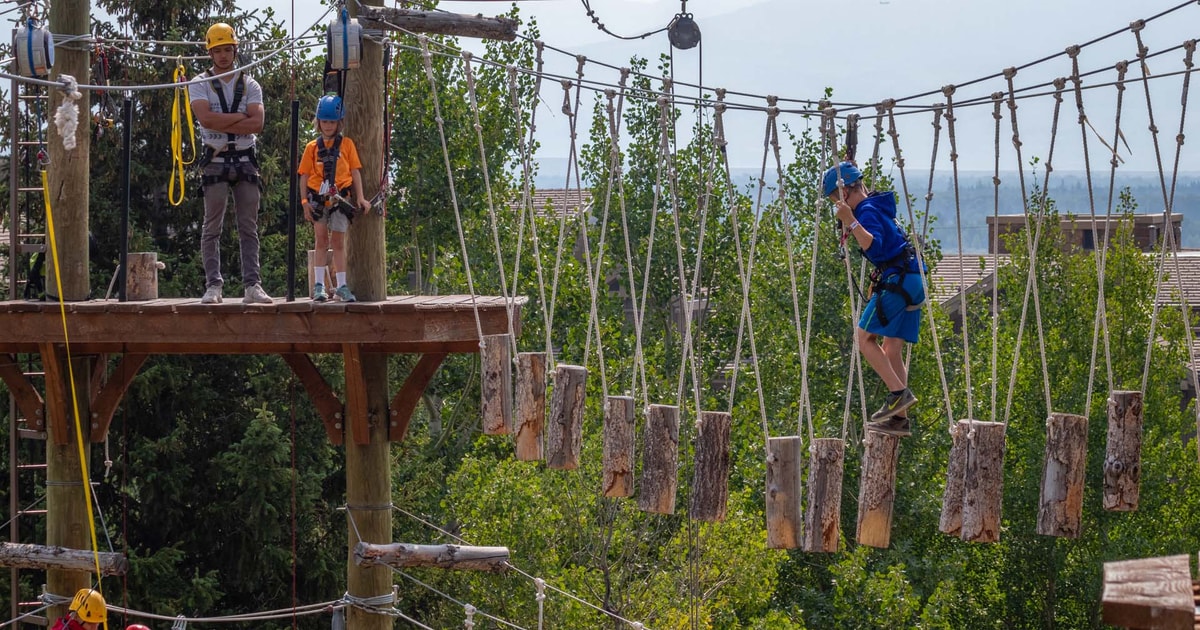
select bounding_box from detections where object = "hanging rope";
[167,60,196,206]
[941,84,977,421]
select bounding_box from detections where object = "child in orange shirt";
[297,94,371,302]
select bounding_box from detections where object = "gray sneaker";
[201,285,223,304]
[870,388,917,422]
[243,283,273,304]
[868,416,912,437]
[312,282,328,302]
[334,285,356,303]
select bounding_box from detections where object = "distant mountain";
[529,162,1200,253]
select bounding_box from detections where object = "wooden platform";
[0,295,522,354]
[1102,553,1197,630]
[0,295,525,446]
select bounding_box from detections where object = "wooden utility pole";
[344,0,392,627]
[45,0,94,621]
[339,7,515,628]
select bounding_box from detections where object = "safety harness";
[868,244,924,327]
[307,134,354,221]
[198,69,260,192]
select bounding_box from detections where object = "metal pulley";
[668,13,700,50]
[14,17,54,77]
[327,7,362,70]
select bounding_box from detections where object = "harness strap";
[206,70,246,150]
[316,134,343,191]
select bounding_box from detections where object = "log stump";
[547,364,587,470]
[1104,390,1143,512]
[689,411,732,522]
[514,352,546,461]
[961,421,1005,543]
[856,429,901,549]
[803,437,845,553]
[480,334,513,435]
[603,395,636,498]
[939,419,971,537]
[125,252,160,301]
[766,436,804,550]
[1037,412,1089,538]
[638,404,679,515]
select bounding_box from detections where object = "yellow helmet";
[69,588,107,624]
[205,22,238,50]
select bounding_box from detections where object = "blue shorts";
[859,270,925,343]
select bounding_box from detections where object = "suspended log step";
[638,404,680,515]
[961,421,1005,543]
[481,334,513,435]
[939,420,971,537]
[1104,390,1143,512]
[689,411,732,522]
[514,351,546,461]
[857,429,901,549]
[1037,412,1089,538]
[603,395,636,498]
[354,542,510,573]
[803,437,845,553]
[1101,553,1194,630]
[0,542,128,575]
[547,364,587,470]
[124,252,161,301]
[765,436,804,549]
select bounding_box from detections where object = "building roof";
[510,188,593,218]
[929,254,1009,305]
[1153,250,1200,307]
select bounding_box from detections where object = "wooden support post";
[1104,390,1143,512]
[1102,554,1194,630]
[803,437,845,553]
[638,404,679,515]
[0,543,128,575]
[1037,412,1089,538]
[939,420,970,537]
[343,344,370,446]
[481,334,513,435]
[766,436,804,550]
[124,252,159,301]
[961,421,1005,543]
[0,353,45,431]
[689,411,732,522]
[602,395,635,497]
[88,353,148,442]
[40,343,70,446]
[282,353,346,444]
[387,353,447,442]
[358,6,519,41]
[547,364,586,470]
[343,0,392,620]
[514,352,545,461]
[354,542,510,573]
[856,429,900,549]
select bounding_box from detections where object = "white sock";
[336,272,347,287]
[315,266,327,285]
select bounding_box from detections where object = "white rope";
[942,84,976,420]
[418,37,487,350]
[545,61,586,368]
[462,51,518,358]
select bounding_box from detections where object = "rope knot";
[461,50,473,62]
[1053,77,1067,91]
[1002,66,1017,80]
[1129,18,1145,33]
[941,84,956,97]
[880,98,895,111]
[766,95,778,107]
[1065,44,1080,58]
[535,577,546,602]
[619,67,631,83]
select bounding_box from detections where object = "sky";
[253,0,1200,174]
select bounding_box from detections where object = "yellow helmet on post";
[69,588,107,624]
[205,22,238,50]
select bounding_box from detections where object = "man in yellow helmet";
[52,588,106,630]
[190,22,272,305]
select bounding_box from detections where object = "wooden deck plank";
[1102,554,1194,630]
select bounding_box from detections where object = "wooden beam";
[1102,554,1193,630]
[343,344,370,446]
[88,354,148,442]
[281,353,344,445]
[0,543,128,576]
[353,542,510,573]
[388,353,446,442]
[39,343,70,446]
[87,353,108,405]
[358,6,518,41]
[0,354,45,431]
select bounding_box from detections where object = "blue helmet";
[316,94,343,121]
[822,162,862,197]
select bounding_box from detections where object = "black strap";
[316,135,343,191]
[206,70,246,149]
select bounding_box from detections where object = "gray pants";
[201,160,261,288]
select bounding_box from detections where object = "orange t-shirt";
[298,135,363,192]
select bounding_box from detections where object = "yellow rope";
[41,168,104,583]
[169,61,197,206]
